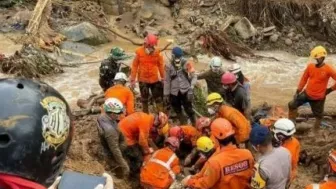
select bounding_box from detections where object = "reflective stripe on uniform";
[312,184,319,189]
[149,153,177,180]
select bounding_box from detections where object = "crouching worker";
[97,98,130,178]
[305,149,336,189]
[140,137,181,189]
[183,118,254,189]
[0,79,113,189]
[119,112,168,174]
[168,125,200,159]
[272,118,300,182]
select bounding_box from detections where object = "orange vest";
[119,112,154,153]
[140,147,181,189]
[105,84,135,115]
[130,47,165,84]
[217,105,251,143]
[188,144,254,189]
[305,181,336,189]
[181,125,200,147]
[282,137,300,181]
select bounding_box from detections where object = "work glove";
[187,89,194,102]
[326,88,333,95]
[48,177,61,189]
[164,95,170,105]
[94,173,114,189]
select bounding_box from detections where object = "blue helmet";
[172,47,184,58]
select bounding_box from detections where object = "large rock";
[61,22,109,46]
[234,17,257,39]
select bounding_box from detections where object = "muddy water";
[1,34,335,109]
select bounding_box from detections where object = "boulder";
[285,38,293,46]
[269,34,279,43]
[139,9,154,20]
[61,22,109,46]
[234,17,257,39]
[58,41,96,62]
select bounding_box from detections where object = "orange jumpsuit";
[298,63,336,100]
[217,105,251,143]
[187,144,254,189]
[305,181,336,189]
[181,125,200,147]
[105,84,135,115]
[140,147,181,189]
[119,112,154,154]
[282,137,300,181]
[130,46,165,84]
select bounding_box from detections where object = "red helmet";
[210,118,235,140]
[145,33,158,47]
[168,126,183,140]
[221,72,237,85]
[196,117,211,132]
[165,137,180,149]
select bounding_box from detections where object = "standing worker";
[97,98,130,178]
[105,72,135,116]
[206,93,251,144]
[183,118,254,189]
[197,56,225,95]
[222,72,251,119]
[229,63,251,103]
[130,33,165,113]
[288,46,336,129]
[250,126,291,189]
[272,118,300,182]
[99,47,131,92]
[119,111,168,173]
[140,137,181,189]
[305,149,336,189]
[164,47,197,125]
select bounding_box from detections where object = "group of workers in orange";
[0,33,335,189]
[97,33,336,189]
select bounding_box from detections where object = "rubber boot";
[314,117,322,130]
[288,109,298,124]
[142,102,149,113]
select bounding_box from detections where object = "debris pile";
[0,45,63,78]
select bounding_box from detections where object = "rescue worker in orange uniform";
[130,33,165,113]
[105,72,135,115]
[305,149,336,189]
[288,46,336,129]
[140,137,181,189]
[183,118,254,189]
[168,125,200,157]
[206,92,251,144]
[119,111,168,174]
[271,118,300,182]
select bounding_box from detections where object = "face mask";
[222,85,229,90]
[207,108,216,115]
[211,67,221,73]
[145,47,155,54]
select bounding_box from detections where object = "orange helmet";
[196,117,211,132]
[168,126,183,140]
[328,149,336,173]
[158,112,168,127]
[210,118,235,140]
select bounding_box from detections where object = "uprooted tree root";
[199,30,253,61]
[0,45,63,78]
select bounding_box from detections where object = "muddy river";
[1,35,336,109]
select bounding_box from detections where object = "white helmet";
[229,63,241,74]
[272,118,296,140]
[103,98,124,114]
[209,56,222,69]
[114,72,128,82]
